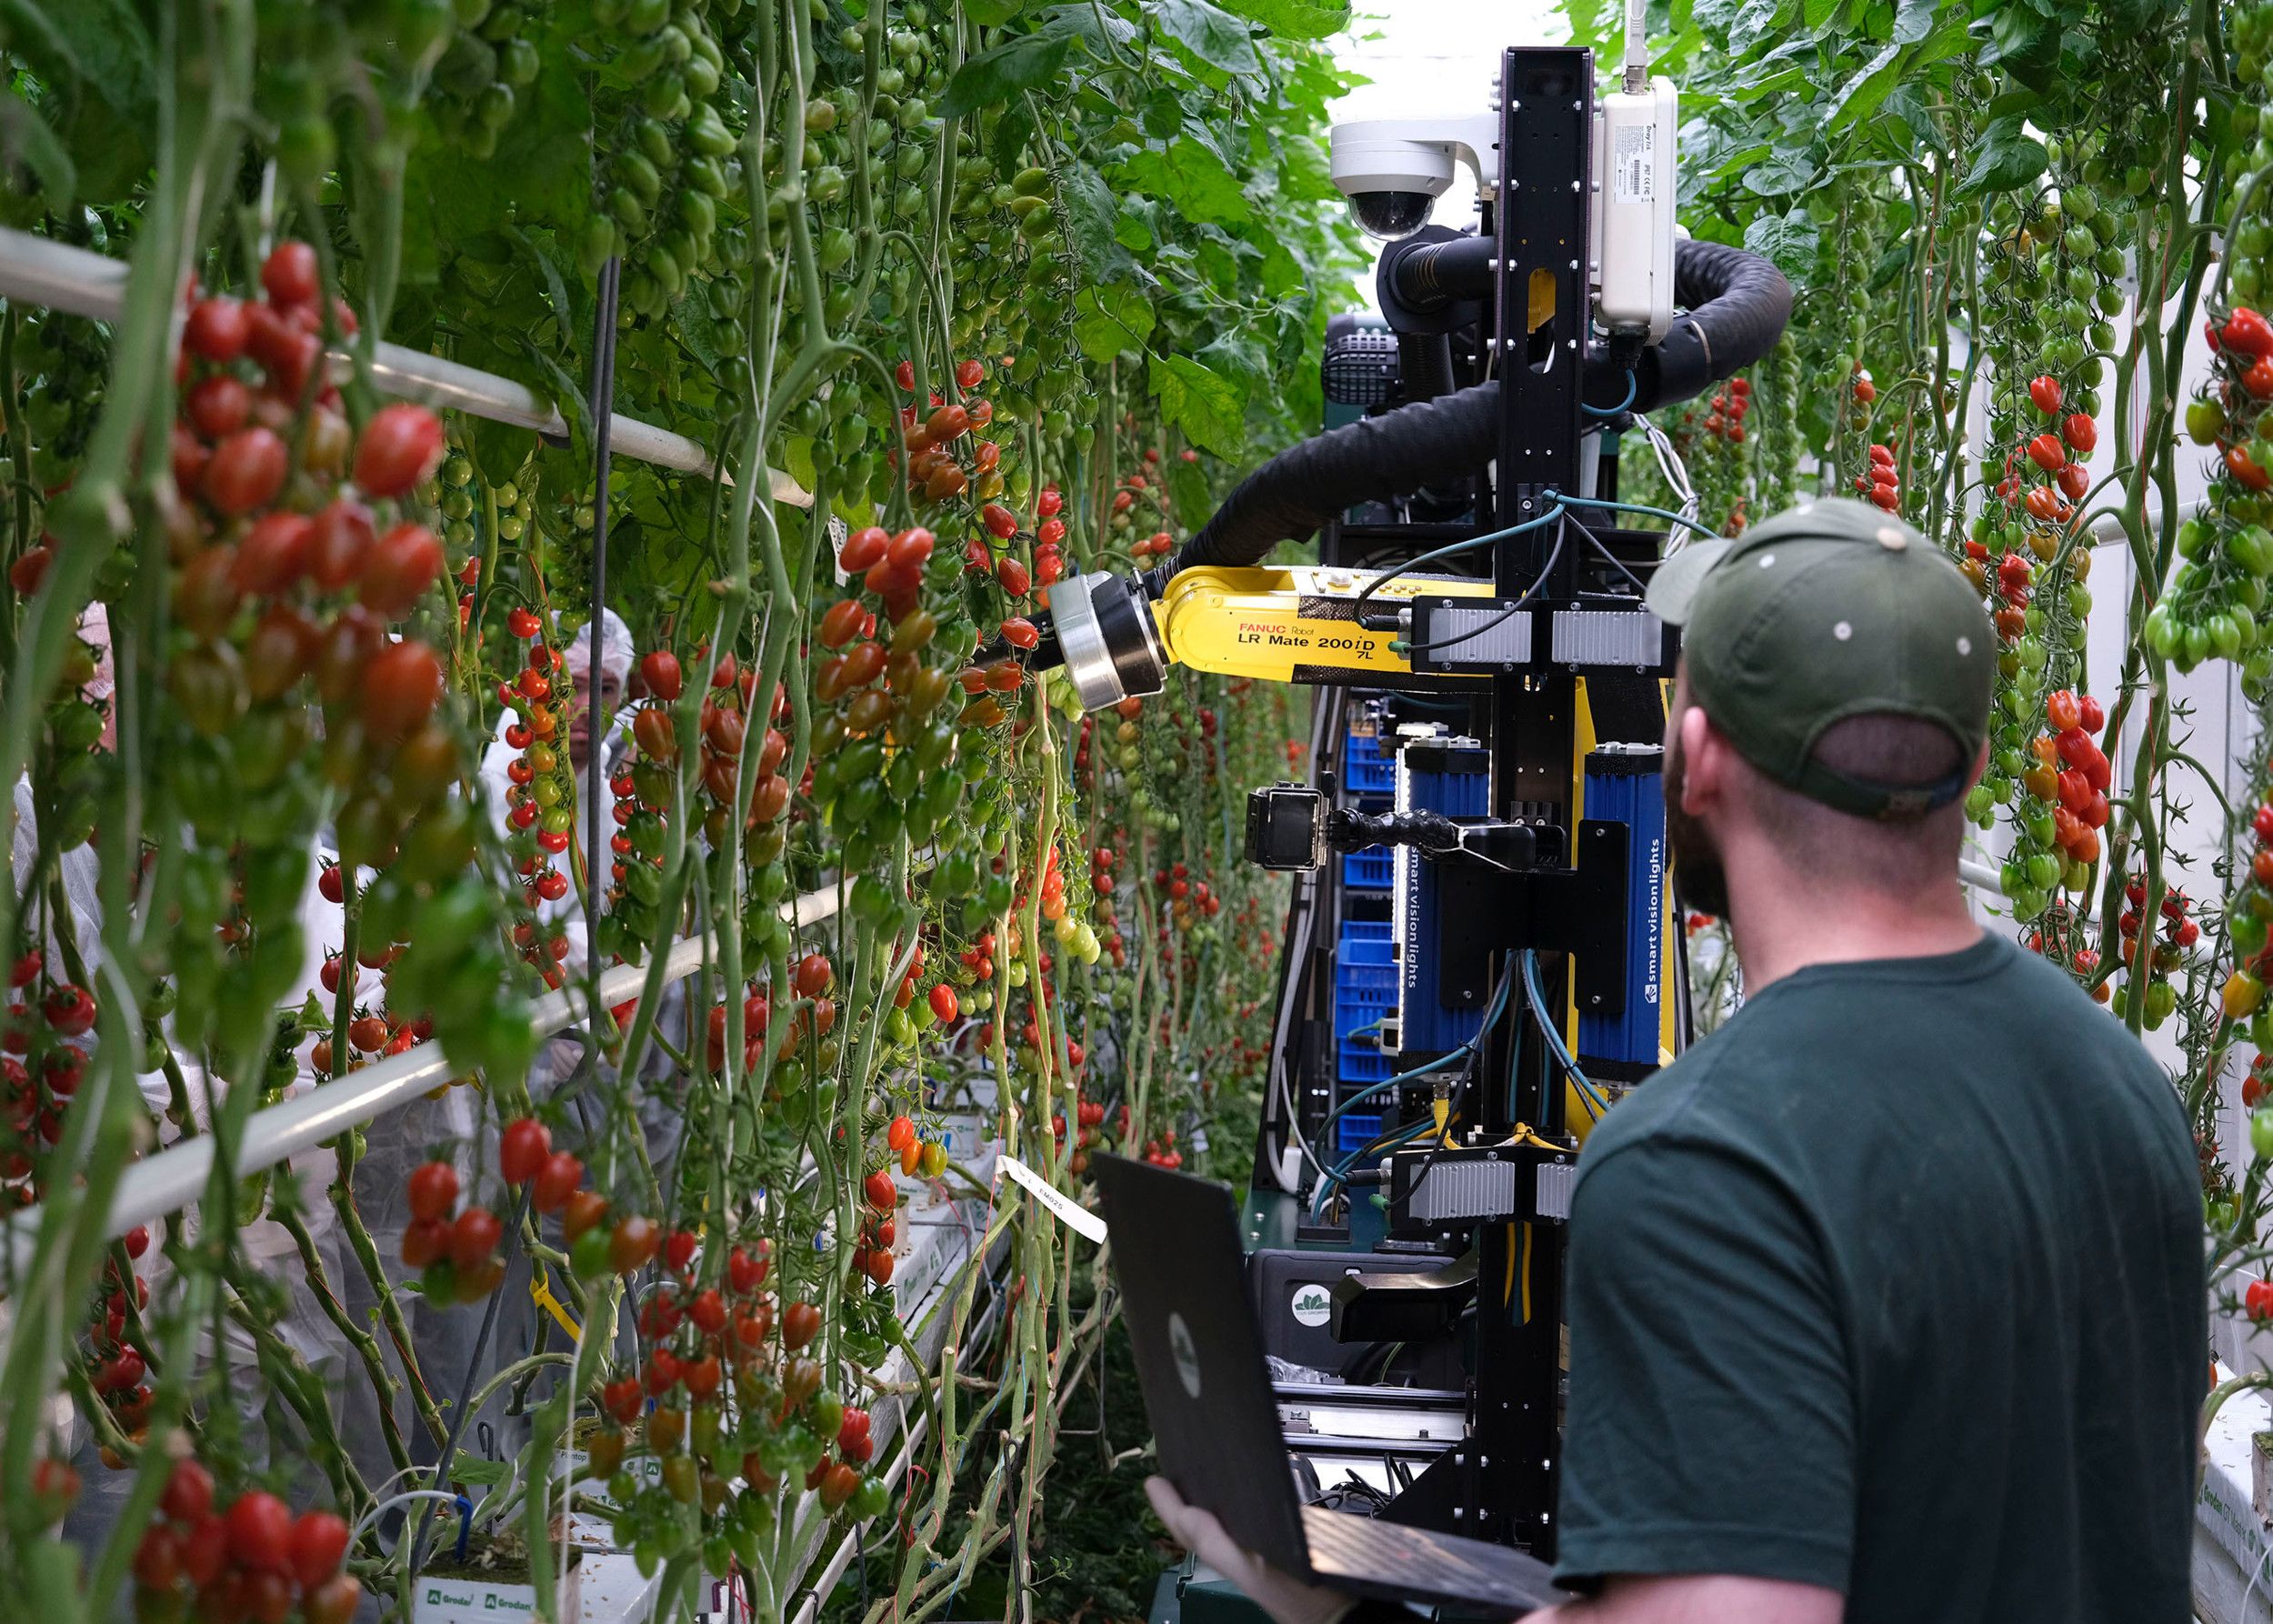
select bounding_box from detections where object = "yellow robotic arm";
[1040,564,1500,709]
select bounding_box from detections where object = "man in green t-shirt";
[1149,498,2206,1622]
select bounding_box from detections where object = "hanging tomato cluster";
[2162,306,2273,679]
[2114,879,2194,1028]
[130,1469,357,1624]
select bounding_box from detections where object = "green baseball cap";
[1644,497,1994,819]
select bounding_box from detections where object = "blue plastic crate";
[1337,1112,1384,1152]
[1337,1044,1391,1084]
[1344,730,1395,798]
[1333,919,1397,1085]
[1342,848,1394,890]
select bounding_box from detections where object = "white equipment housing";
[1589,76,1679,342]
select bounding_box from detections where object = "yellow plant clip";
[530,1262,583,1339]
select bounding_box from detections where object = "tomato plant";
[0,0,1322,1612]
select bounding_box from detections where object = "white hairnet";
[78,601,113,703]
[566,607,634,686]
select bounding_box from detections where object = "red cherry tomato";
[406,1159,458,1223]
[185,374,253,440]
[185,297,250,363]
[864,1168,896,1210]
[352,404,446,498]
[307,498,376,592]
[533,1150,584,1214]
[360,522,444,617]
[2225,306,2273,356]
[162,1458,216,1523]
[234,512,312,596]
[640,648,682,700]
[450,1205,503,1271]
[888,528,936,571]
[840,526,889,572]
[795,953,834,996]
[225,1489,295,1572]
[2028,375,2062,414]
[500,1118,551,1185]
[287,1509,351,1589]
[361,638,443,741]
[202,426,289,515]
[260,241,320,308]
[928,984,958,1023]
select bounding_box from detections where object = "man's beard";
[1663,738,1730,920]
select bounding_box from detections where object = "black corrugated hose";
[1169,238,1791,576]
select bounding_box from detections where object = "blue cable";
[1313,972,1515,1216]
[1557,491,1723,544]
[1520,949,1610,1118]
[1582,373,1637,417]
[1310,1118,1439,1218]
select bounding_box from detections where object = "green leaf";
[0,94,75,207]
[1074,285,1156,363]
[1168,454,1212,521]
[1891,0,1939,44]
[1741,207,1822,279]
[785,436,819,494]
[13,0,153,199]
[1060,160,1139,282]
[1957,114,2048,198]
[964,0,1026,23]
[1216,0,1348,38]
[1866,238,1912,292]
[940,5,1135,115]
[1148,354,1247,456]
[1743,146,1821,197]
[0,0,82,80]
[1148,0,1263,76]
[1116,136,1254,224]
[1825,42,1906,131]
[989,101,1036,175]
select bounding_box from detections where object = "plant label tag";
[997,1154,1107,1244]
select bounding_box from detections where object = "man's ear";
[1677,704,1720,816]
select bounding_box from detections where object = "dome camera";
[1347,189,1442,242]
[1327,115,1499,242]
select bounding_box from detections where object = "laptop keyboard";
[1301,1503,1554,1609]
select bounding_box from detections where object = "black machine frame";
[1257,45,1613,1561]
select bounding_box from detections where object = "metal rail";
[0,226,809,506]
[0,880,848,1275]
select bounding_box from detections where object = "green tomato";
[572,1226,614,1280]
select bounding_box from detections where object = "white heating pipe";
[0,878,848,1274]
[0,226,809,506]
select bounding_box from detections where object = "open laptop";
[1093,1152,1557,1614]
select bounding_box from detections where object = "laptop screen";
[1094,1153,1312,1577]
